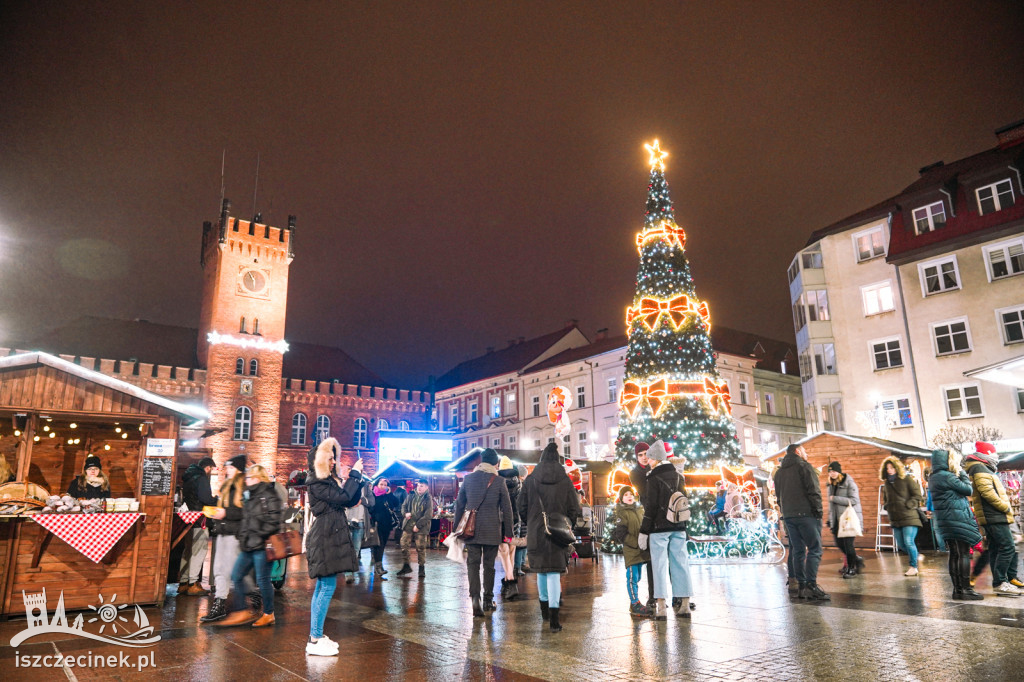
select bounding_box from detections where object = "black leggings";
[836,535,857,568]
[948,539,972,590]
[372,526,392,564]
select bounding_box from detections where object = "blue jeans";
[310,575,337,639]
[536,572,562,608]
[514,546,526,573]
[347,526,364,575]
[231,549,273,614]
[893,525,919,568]
[649,531,692,600]
[626,564,643,604]
[784,517,823,584]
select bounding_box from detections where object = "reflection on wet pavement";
[1,547,1022,680]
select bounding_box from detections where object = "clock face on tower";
[237,267,270,297]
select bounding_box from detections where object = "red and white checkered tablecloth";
[32,513,143,563]
[176,511,205,525]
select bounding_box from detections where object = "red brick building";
[1,200,430,477]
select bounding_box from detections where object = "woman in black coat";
[929,449,983,600]
[305,438,365,656]
[369,478,400,578]
[518,443,581,632]
[215,465,282,629]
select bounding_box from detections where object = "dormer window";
[977,179,1014,215]
[913,201,946,234]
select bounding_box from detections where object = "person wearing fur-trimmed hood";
[879,455,923,576]
[304,437,365,656]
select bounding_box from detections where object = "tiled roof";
[805,197,897,247]
[523,334,628,374]
[710,326,798,374]
[13,316,385,387]
[434,325,585,391]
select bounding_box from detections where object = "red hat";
[634,442,650,456]
[975,441,997,455]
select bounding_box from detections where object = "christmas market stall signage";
[141,438,175,496]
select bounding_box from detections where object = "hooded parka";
[927,449,981,546]
[879,456,923,528]
[518,448,581,573]
[613,502,650,567]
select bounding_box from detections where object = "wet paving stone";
[2,547,1023,680]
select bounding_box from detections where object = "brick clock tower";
[198,199,295,473]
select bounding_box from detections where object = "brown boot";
[251,613,275,628]
[176,583,189,595]
[214,609,258,627]
[186,583,209,596]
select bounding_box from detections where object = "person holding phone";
[305,438,365,656]
[369,477,400,578]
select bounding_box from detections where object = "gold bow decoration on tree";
[626,294,711,334]
[635,220,686,252]
[620,375,732,418]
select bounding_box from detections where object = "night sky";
[1,2,1022,389]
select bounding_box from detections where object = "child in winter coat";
[613,486,652,617]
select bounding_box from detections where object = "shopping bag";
[443,533,466,564]
[837,505,862,538]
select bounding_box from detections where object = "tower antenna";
[219,149,226,213]
[251,152,260,221]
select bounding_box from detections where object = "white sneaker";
[305,638,340,656]
[995,582,1021,596]
[320,635,339,648]
[905,567,919,576]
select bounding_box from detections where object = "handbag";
[538,494,576,547]
[451,474,496,540]
[509,536,528,548]
[362,521,380,548]
[265,529,303,561]
[837,505,862,538]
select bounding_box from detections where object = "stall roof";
[964,353,1024,390]
[445,448,543,472]
[371,459,457,482]
[765,431,933,461]
[997,451,1024,471]
[0,351,210,424]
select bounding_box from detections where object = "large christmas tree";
[607,140,742,542]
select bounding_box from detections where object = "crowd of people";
[169,435,1020,656]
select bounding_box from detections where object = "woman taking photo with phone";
[305,437,365,656]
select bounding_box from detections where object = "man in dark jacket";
[774,444,828,600]
[964,441,1021,596]
[638,440,693,620]
[178,457,216,595]
[455,448,513,616]
[398,479,434,578]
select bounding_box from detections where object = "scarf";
[474,462,498,475]
[85,474,105,487]
[886,473,896,483]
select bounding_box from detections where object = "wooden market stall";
[0,352,207,618]
[764,432,933,550]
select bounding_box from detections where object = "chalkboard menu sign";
[141,457,173,496]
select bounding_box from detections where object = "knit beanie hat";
[828,461,842,473]
[480,448,500,466]
[971,442,999,469]
[647,439,670,462]
[498,455,514,471]
[228,454,247,471]
[83,454,102,471]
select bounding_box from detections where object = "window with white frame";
[548,436,555,444]
[932,319,972,355]
[531,395,540,417]
[813,343,838,375]
[802,245,823,269]
[578,431,587,446]
[235,357,244,375]
[998,305,1024,344]
[1016,388,1024,413]
[353,418,367,448]
[880,396,913,427]
[854,227,886,262]
[913,201,946,234]
[315,415,330,443]
[944,384,984,419]
[450,405,459,428]
[509,435,517,447]
[739,381,749,404]
[793,290,830,331]
[806,403,818,432]
[764,392,775,415]
[607,377,618,403]
[743,427,754,455]
[821,398,844,431]
[754,391,760,412]
[506,392,516,410]
[576,385,586,408]
[233,406,252,441]
[291,412,307,445]
[787,259,800,284]
[920,257,960,295]
[469,402,478,423]
[377,419,389,431]
[491,395,501,419]
[562,434,571,456]
[398,420,410,430]
[985,239,1024,280]
[492,437,501,447]
[534,439,542,448]
[976,179,1014,215]
[871,337,903,370]
[862,281,895,315]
